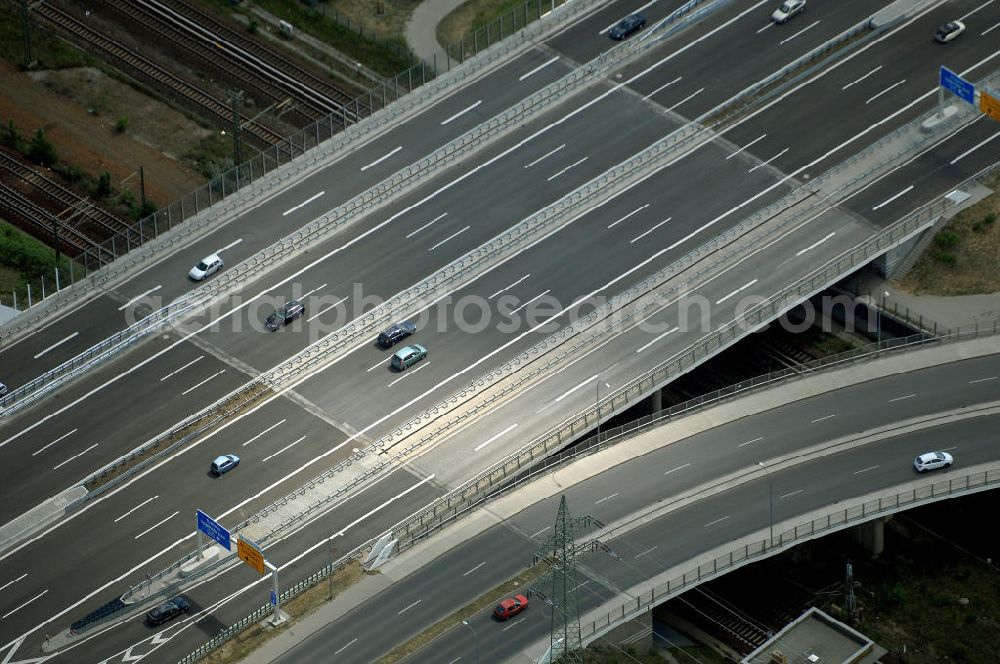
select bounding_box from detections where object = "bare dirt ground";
[0,60,207,206]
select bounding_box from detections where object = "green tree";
[2,120,20,150]
[95,171,113,199]
[27,128,58,167]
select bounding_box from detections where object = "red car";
[493,594,528,621]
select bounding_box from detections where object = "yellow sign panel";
[237,537,265,575]
[982,91,1000,123]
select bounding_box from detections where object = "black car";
[146,596,190,625]
[609,13,645,40]
[265,299,305,330]
[377,320,417,348]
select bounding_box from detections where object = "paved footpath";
[406,0,469,65]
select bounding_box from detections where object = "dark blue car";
[609,13,646,40]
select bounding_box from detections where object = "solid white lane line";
[854,465,879,475]
[114,495,159,523]
[334,639,358,655]
[664,463,690,475]
[118,285,162,311]
[779,19,819,45]
[842,65,882,90]
[463,561,486,576]
[726,134,766,159]
[865,79,907,105]
[607,204,650,229]
[33,332,79,359]
[530,526,550,539]
[300,283,328,298]
[2,589,48,619]
[511,289,551,315]
[704,516,730,528]
[635,326,678,353]
[282,191,325,216]
[811,414,836,423]
[962,0,995,21]
[406,212,448,238]
[594,492,618,505]
[547,157,588,181]
[428,225,470,251]
[983,21,1000,35]
[665,87,704,113]
[555,374,599,402]
[642,76,683,100]
[161,355,205,381]
[441,100,482,125]
[261,436,307,463]
[306,297,348,322]
[53,443,99,470]
[630,217,672,244]
[33,428,78,457]
[0,573,27,592]
[519,56,559,81]
[243,419,287,447]
[181,370,226,396]
[872,185,914,210]
[218,238,242,252]
[398,599,422,614]
[756,22,773,34]
[950,130,1000,165]
[747,147,789,173]
[502,617,526,631]
[635,546,657,558]
[366,359,387,373]
[488,273,530,299]
[737,436,764,448]
[888,394,916,402]
[474,423,518,452]
[715,278,758,304]
[331,474,436,538]
[524,144,565,168]
[360,146,402,171]
[387,362,428,387]
[969,376,998,383]
[779,489,804,500]
[795,232,836,256]
[134,511,179,539]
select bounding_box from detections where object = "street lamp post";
[757,461,773,547]
[461,620,479,664]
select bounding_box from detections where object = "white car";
[913,451,953,473]
[934,20,966,43]
[771,0,805,23]
[188,254,223,281]
[0,382,7,397]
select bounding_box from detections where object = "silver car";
[771,0,805,23]
[189,254,223,281]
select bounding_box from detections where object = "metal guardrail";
[0,0,706,414]
[578,468,1000,644]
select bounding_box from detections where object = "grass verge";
[0,4,96,70]
[0,220,81,306]
[897,173,1000,295]
[436,0,528,51]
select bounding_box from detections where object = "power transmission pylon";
[548,495,583,663]
[844,560,857,619]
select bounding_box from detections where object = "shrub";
[115,116,129,133]
[935,251,957,266]
[934,232,959,249]
[27,128,58,167]
[984,212,997,226]
[2,120,20,150]
[95,171,113,199]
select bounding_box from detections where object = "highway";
[270,352,1000,664]
[1,0,999,661]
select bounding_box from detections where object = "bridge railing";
[578,468,1000,644]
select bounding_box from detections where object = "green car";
[391,344,427,370]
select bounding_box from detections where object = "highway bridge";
[1,0,999,661]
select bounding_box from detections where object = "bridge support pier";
[649,388,662,414]
[850,516,890,557]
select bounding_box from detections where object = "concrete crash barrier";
[0,486,86,556]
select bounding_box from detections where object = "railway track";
[30,1,285,147]
[0,152,148,249]
[162,0,357,110]
[0,182,113,267]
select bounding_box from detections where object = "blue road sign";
[270,590,277,606]
[197,509,231,550]
[940,66,975,105]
